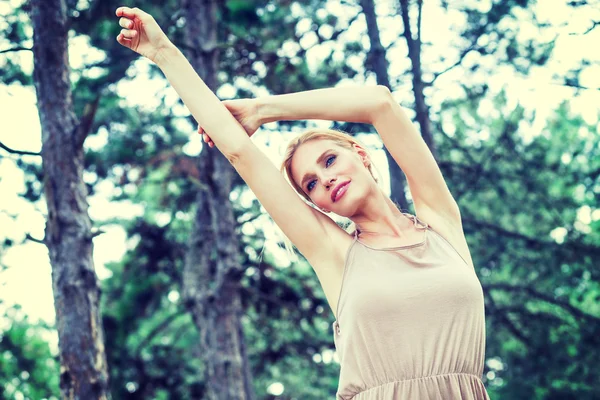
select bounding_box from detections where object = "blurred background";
[0,0,599,399]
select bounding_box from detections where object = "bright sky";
[1,0,599,333]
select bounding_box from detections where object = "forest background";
[0,0,599,399]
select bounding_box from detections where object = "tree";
[2,0,599,398]
[179,0,256,399]
[29,0,110,398]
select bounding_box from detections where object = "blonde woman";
[116,6,490,399]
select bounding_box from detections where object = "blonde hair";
[278,128,386,259]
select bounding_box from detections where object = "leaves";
[1,0,600,398]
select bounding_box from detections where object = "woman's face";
[290,139,373,216]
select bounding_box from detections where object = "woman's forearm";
[155,46,249,156]
[257,85,392,125]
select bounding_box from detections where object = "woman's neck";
[352,193,408,238]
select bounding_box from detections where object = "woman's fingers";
[197,125,214,147]
[115,8,142,48]
[118,16,137,39]
[116,6,143,19]
[120,29,137,39]
[119,17,132,29]
[116,33,131,45]
[203,134,214,147]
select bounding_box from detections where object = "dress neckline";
[354,212,429,251]
[334,213,430,332]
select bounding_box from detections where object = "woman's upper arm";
[228,140,340,265]
[371,89,460,220]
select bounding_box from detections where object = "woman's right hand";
[199,99,262,148]
[115,6,173,64]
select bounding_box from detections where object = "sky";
[0,0,599,340]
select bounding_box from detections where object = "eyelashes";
[307,155,336,192]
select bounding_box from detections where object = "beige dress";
[332,213,490,400]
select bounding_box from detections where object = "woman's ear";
[352,143,370,167]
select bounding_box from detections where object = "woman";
[115,6,490,399]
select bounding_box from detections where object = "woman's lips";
[333,182,350,202]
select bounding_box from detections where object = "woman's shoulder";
[416,207,475,269]
[311,215,356,263]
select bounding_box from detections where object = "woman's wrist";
[253,87,385,126]
[154,42,181,69]
[256,96,277,125]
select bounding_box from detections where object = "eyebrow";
[300,150,332,188]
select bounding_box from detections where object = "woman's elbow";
[369,85,394,123]
[375,85,393,104]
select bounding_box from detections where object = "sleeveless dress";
[332,213,490,400]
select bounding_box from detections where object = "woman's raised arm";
[257,85,392,125]
[253,84,460,224]
[115,6,250,159]
[115,6,348,275]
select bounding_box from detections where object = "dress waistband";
[352,372,485,397]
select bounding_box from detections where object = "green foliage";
[0,57,32,86]
[436,91,600,399]
[224,0,261,25]
[0,3,32,84]
[0,305,59,400]
[241,256,341,398]
[100,216,201,399]
[1,0,599,398]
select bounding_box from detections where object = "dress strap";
[403,212,429,230]
[354,213,427,239]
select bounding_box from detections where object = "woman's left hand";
[198,99,262,148]
[115,6,173,64]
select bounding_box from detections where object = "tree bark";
[399,0,437,159]
[30,0,110,399]
[180,1,255,399]
[359,0,410,211]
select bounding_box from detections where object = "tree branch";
[463,215,600,258]
[485,291,532,346]
[416,0,423,49]
[485,283,600,324]
[25,233,45,244]
[399,0,414,51]
[495,305,565,325]
[89,229,106,239]
[310,9,361,46]
[429,43,478,85]
[569,20,600,35]
[0,141,41,156]
[74,95,101,148]
[0,46,32,54]
[134,312,185,357]
[237,211,263,225]
[551,81,600,91]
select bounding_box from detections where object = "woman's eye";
[326,155,336,167]
[307,155,336,192]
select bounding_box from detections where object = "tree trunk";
[180,1,255,399]
[399,0,437,159]
[359,0,410,211]
[31,0,110,399]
